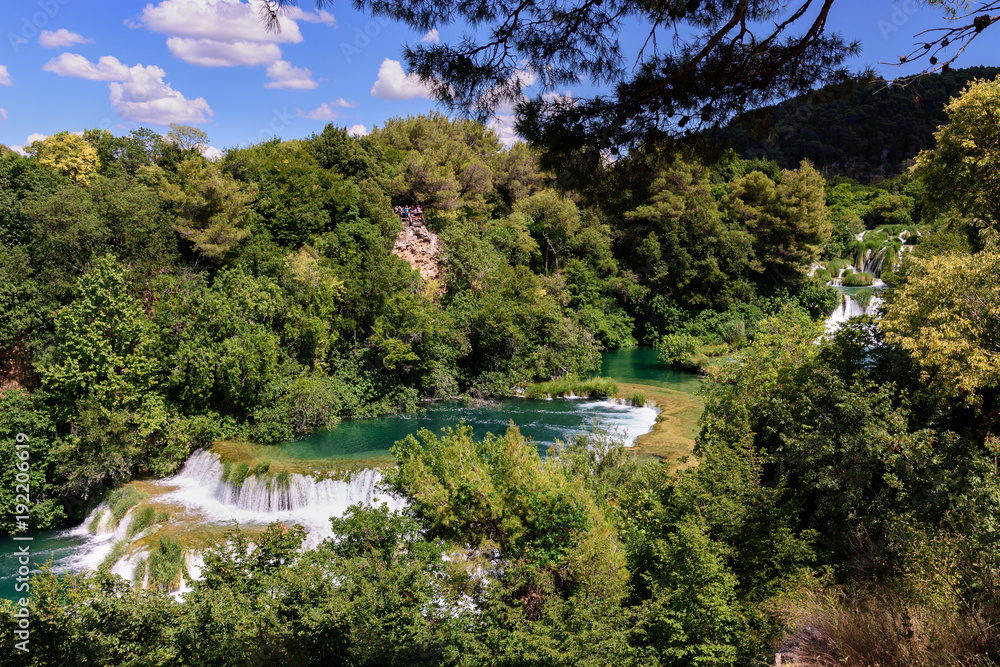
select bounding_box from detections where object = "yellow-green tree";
[880,250,1000,408]
[914,76,1000,226]
[722,160,830,282]
[160,157,257,258]
[27,132,99,185]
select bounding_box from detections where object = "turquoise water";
[0,347,697,601]
[277,346,699,461]
[0,529,90,602]
[596,346,703,394]
[278,396,657,461]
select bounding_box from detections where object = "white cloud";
[264,60,318,89]
[132,0,307,67]
[370,59,433,100]
[0,66,11,87]
[297,103,341,121]
[420,29,440,45]
[201,145,224,160]
[330,97,356,108]
[133,0,303,43]
[0,109,7,122]
[489,114,520,147]
[43,54,130,81]
[39,29,94,49]
[282,6,336,26]
[109,64,213,124]
[166,37,281,67]
[542,90,575,104]
[43,54,212,125]
[347,124,368,137]
[11,133,50,155]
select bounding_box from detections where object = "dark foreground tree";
[266,1,998,184]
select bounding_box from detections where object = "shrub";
[658,333,702,366]
[252,461,271,477]
[843,272,874,286]
[827,258,849,277]
[853,288,874,311]
[717,320,747,347]
[127,506,157,539]
[146,536,187,591]
[630,392,646,407]
[106,485,147,525]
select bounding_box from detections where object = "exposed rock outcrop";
[392,215,443,286]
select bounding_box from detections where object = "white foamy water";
[153,450,406,542]
[29,398,657,589]
[561,398,658,447]
[824,294,884,333]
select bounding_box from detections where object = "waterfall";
[54,451,406,588]
[824,292,884,333]
[154,450,406,539]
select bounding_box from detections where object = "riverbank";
[616,382,703,470]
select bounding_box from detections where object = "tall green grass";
[854,288,874,311]
[106,485,147,525]
[524,376,618,399]
[147,536,187,591]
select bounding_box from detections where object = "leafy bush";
[146,536,187,591]
[657,333,703,367]
[106,486,147,525]
[843,272,874,286]
[717,320,747,347]
[630,392,646,407]
[229,462,250,486]
[827,258,850,277]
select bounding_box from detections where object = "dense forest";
[2,69,1000,664]
[723,66,1000,181]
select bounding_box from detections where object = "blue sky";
[0,0,997,154]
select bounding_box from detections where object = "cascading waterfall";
[158,450,405,537]
[59,451,407,591]
[19,399,658,594]
[824,292,884,332]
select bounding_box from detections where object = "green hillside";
[723,66,1000,181]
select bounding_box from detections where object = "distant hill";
[721,66,1000,182]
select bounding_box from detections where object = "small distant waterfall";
[824,292,884,333]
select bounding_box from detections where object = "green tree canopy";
[880,249,1000,408]
[722,160,830,282]
[160,157,258,258]
[914,75,1000,227]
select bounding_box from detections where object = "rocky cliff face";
[392,215,442,286]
